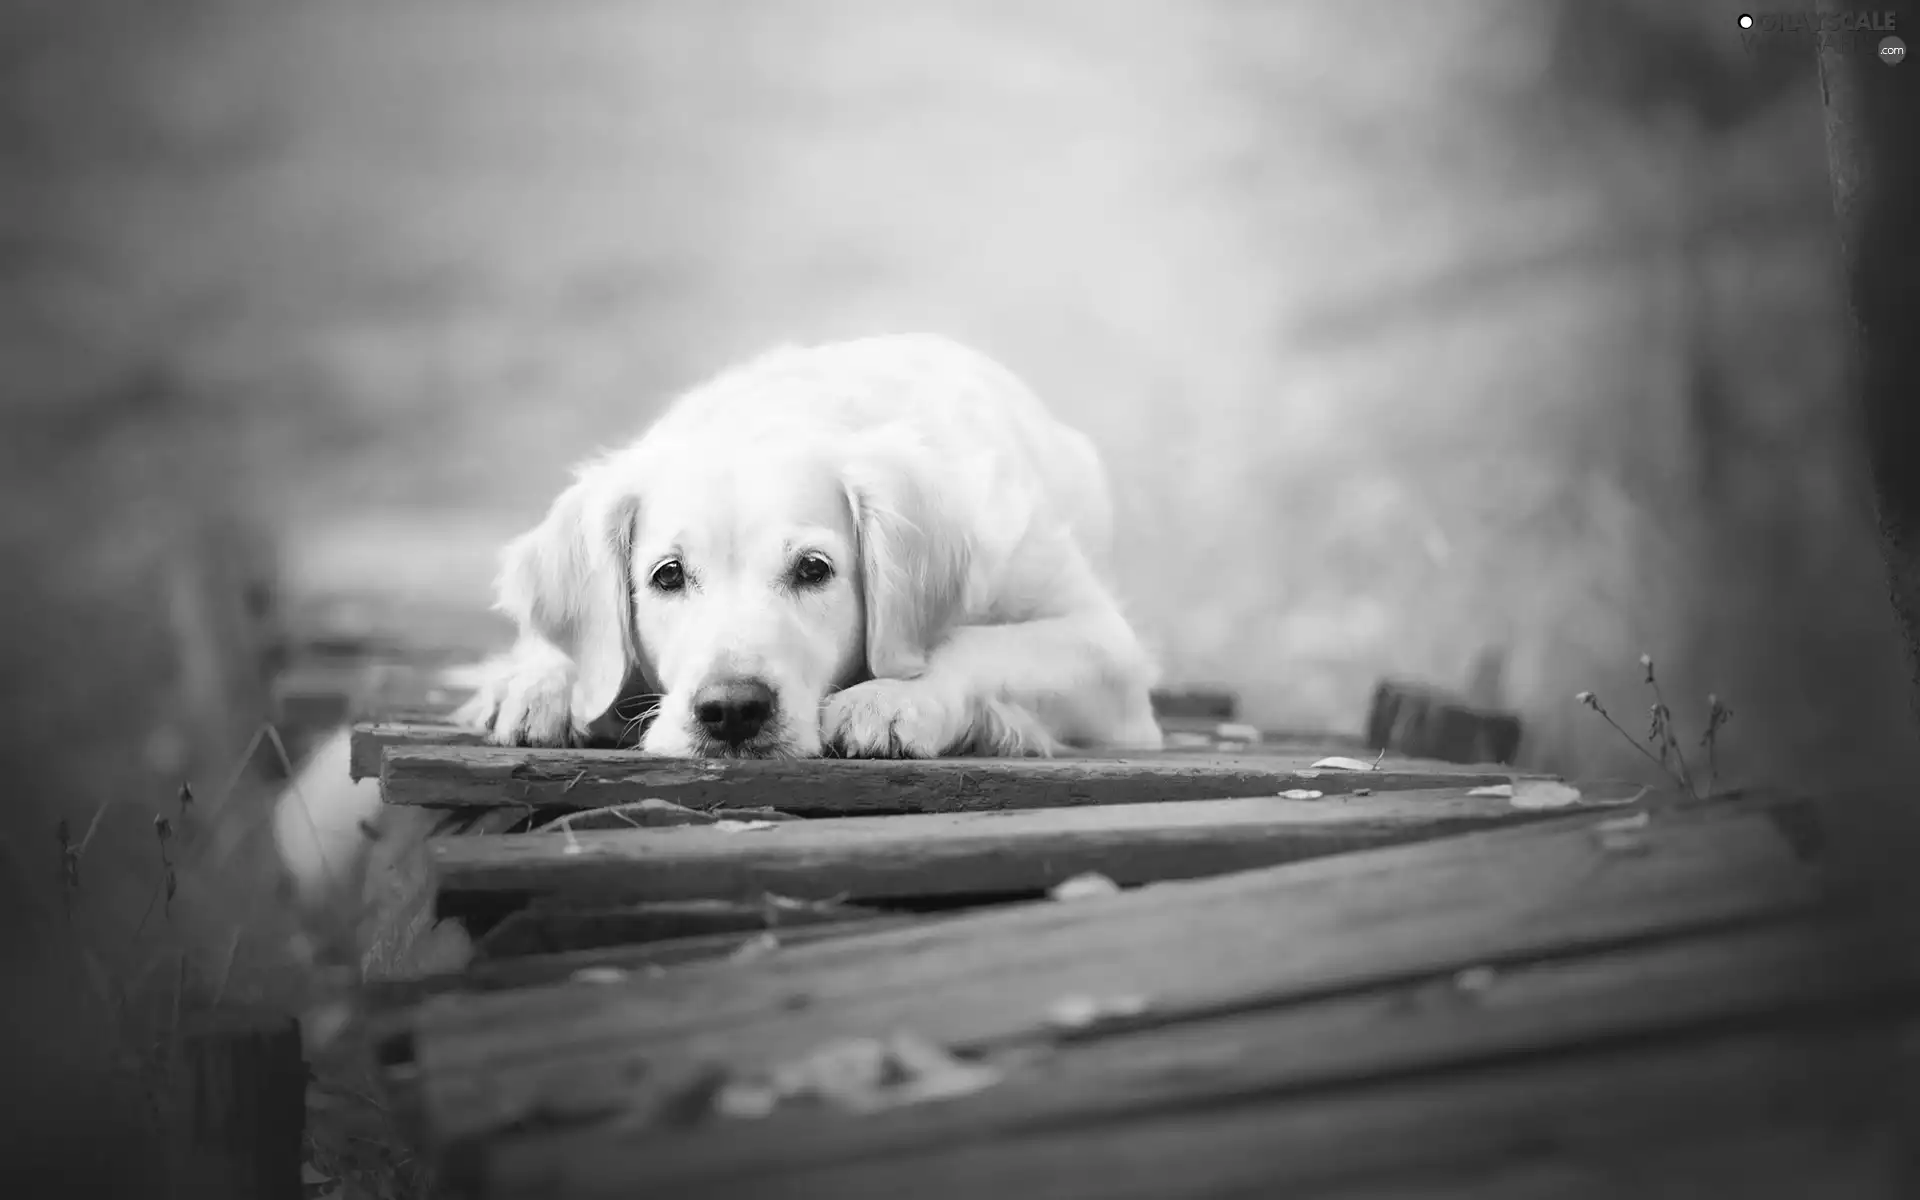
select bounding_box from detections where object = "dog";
[454,334,1164,759]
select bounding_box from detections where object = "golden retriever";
[454,334,1163,758]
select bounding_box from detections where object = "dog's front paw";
[821,678,966,758]
[453,649,579,747]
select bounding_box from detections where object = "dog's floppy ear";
[841,427,975,679]
[494,462,642,732]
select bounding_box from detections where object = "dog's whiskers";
[619,704,663,741]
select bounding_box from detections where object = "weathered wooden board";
[625,1112,1897,1200]
[1367,677,1523,765]
[380,745,1537,814]
[476,919,1917,1198]
[349,686,1276,780]
[365,913,930,1014]
[352,722,1379,781]
[429,786,1650,910]
[353,721,483,780]
[401,795,1832,1150]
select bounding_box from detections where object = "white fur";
[271,727,383,915]
[455,334,1164,759]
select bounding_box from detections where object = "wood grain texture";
[380,744,1532,813]
[352,721,483,781]
[403,795,1831,1150]
[429,786,1648,909]
[478,919,1917,1198]
[472,897,893,959]
[367,914,930,1014]
[350,686,1283,780]
[352,720,1385,781]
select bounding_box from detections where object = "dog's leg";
[452,633,581,747]
[822,608,1162,757]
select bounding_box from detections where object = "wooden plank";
[487,1024,1916,1199]
[351,719,1377,780]
[403,795,1832,1149]
[366,914,929,1014]
[351,686,1299,779]
[352,721,483,781]
[476,918,1917,1198]
[429,785,1651,910]
[1366,678,1523,765]
[1147,687,1237,720]
[380,745,1536,813]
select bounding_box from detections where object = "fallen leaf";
[730,932,781,962]
[713,806,802,822]
[1046,993,1151,1032]
[714,819,780,833]
[1215,722,1261,743]
[1278,789,1324,800]
[1467,784,1515,798]
[712,1081,780,1119]
[1509,779,1585,810]
[1310,756,1377,771]
[762,891,851,914]
[1595,809,1653,854]
[1453,965,1498,993]
[570,966,628,985]
[726,1032,1003,1117]
[1050,872,1122,901]
[541,797,713,832]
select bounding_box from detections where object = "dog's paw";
[454,650,579,747]
[821,678,966,758]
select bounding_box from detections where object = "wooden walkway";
[331,671,1915,1199]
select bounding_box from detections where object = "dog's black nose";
[692,677,776,746]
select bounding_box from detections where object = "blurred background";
[3,0,1916,1187]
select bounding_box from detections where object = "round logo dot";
[1738,13,1754,29]
[1881,35,1907,65]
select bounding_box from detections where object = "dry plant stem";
[1591,704,1696,796]
[211,928,243,1007]
[1645,676,1696,796]
[75,798,116,858]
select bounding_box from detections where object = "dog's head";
[495,427,973,756]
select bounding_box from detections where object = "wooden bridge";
[288,650,1916,1200]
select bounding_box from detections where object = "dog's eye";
[650,559,686,592]
[790,553,834,588]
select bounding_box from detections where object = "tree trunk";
[1816,3,1920,713]
[1815,10,1920,1177]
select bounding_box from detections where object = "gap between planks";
[427,784,1653,911]
[399,793,1835,1152]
